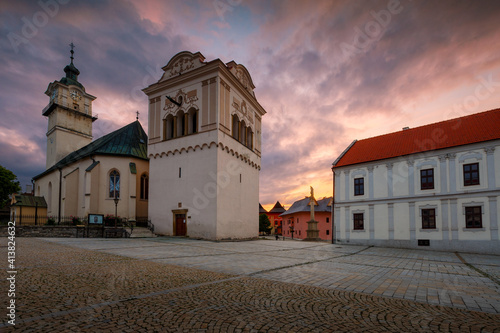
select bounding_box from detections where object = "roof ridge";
[358,107,500,142]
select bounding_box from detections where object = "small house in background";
[259,203,268,215]
[281,197,332,241]
[267,201,286,235]
[10,194,47,225]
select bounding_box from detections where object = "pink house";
[280,197,332,241]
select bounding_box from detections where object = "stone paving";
[1,237,499,332]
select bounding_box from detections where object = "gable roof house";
[281,196,332,241]
[331,108,500,254]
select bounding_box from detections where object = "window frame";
[353,213,364,230]
[420,168,434,190]
[354,178,364,196]
[421,208,436,229]
[463,163,480,186]
[109,170,120,199]
[465,206,482,228]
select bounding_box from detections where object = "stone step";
[129,227,156,238]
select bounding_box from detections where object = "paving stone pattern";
[1,237,499,332]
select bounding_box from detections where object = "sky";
[1,0,500,211]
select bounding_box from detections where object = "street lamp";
[114,193,119,227]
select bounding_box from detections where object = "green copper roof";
[34,121,148,180]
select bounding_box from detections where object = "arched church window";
[140,173,149,200]
[109,170,120,198]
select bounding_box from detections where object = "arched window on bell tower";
[188,108,198,134]
[164,114,176,140]
[232,114,240,140]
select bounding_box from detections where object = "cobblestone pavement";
[1,238,499,332]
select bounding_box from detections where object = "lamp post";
[114,193,119,228]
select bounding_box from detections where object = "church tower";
[143,51,266,240]
[42,44,97,169]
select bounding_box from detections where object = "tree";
[0,165,21,207]
[259,213,271,234]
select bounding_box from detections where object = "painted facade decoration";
[332,108,500,254]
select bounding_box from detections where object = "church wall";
[63,168,79,217]
[135,159,149,219]
[95,156,135,220]
[89,161,100,214]
[35,172,60,216]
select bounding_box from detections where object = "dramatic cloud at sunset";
[1,0,500,211]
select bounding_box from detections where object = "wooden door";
[175,214,186,236]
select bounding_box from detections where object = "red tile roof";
[333,108,500,168]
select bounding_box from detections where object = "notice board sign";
[88,214,104,225]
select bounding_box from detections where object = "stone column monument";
[305,186,320,241]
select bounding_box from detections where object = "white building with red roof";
[332,108,500,254]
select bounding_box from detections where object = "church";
[33,46,149,224]
[33,48,266,240]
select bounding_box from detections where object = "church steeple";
[42,43,97,169]
[61,42,83,89]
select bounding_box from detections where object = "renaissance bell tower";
[42,43,97,169]
[143,51,266,240]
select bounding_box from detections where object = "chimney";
[25,184,33,194]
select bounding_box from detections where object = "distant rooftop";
[269,201,286,214]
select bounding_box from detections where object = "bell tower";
[143,51,266,240]
[42,43,97,169]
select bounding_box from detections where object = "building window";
[109,170,120,198]
[353,213,364,230]
[354,178,364,196]
[326,217,329,223]
[232,114,239,140]
[420,169,434,190]
[421,209,436,229]
[465,206,482,228]
[326,230,330,235]
[140,174,149,200]
[463,163,479,186]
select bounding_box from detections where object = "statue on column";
[305,185,320,241]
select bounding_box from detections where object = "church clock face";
[70,90,81,101]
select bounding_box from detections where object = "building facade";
[143,51,266,240]
[281,196,332,241]
[332,108,500,254]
